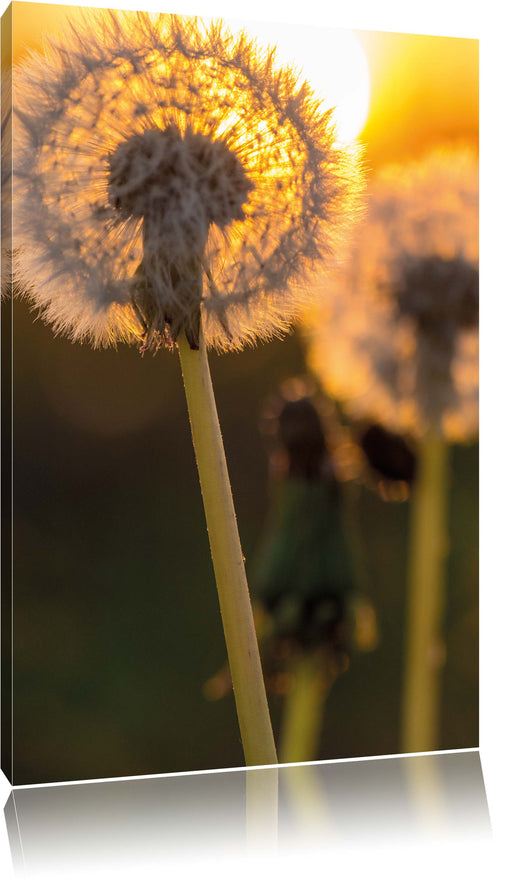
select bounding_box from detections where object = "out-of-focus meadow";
[3,4,478,784]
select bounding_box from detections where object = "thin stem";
[405,754,447,832]
[177,326,277,767]
[282,764,331,834]
[401,434,450,753]
[245,766,279,853]
[279,653,329,764]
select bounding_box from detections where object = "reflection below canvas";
[4,750,490,878]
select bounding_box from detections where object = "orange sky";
[356,28,478,168]
[5,2,478,170]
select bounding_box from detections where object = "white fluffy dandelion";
[306,146,478,441]
[13,9,362,352]
[10,8,365,770]
[305,145,478,757]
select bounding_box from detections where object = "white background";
[1,0,510,879]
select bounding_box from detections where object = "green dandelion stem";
[178,325,277,767]
[279,653,329,764]
[401,433,450,753]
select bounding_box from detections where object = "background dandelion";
[204,379,380,762]
[307,146,479,442]
[305,145,479,753]
[251,381,378,762]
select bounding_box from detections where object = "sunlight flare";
[241,20,370,144]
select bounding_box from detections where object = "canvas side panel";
[1,2,14,785]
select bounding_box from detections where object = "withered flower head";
[254,380,354,668]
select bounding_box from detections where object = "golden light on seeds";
[239,19,371,145]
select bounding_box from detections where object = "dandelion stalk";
[282,763,332,834]
[245,766,279,852]
[279,652,330,763]
[178,325,277,765]
[405,753,447,832]
[401,433,449,753]
[11,9,362,769]
[305,147,478,758]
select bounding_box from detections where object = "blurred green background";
[8,297,477,785]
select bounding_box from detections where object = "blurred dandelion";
[11,8,364,768]
[304,146,478,753]
[251,380,377,762]
[306,146,478,442]
[254,381,353,655]
[204,380,379,760]
[204,377,379,763]
[358,423,417,497]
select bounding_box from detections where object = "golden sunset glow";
[235,20,371,145]
[10,3,478,168]
[11,6,371,143]
[357,28,478,167]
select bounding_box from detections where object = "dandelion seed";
[12,9,363,353]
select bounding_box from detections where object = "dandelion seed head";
[393,255,479,334]
[306,146,479,441]
[107,126,252,237]
[12,9,363,352]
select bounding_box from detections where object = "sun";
[235,18,371,145]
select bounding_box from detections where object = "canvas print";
[1,2,478,785]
